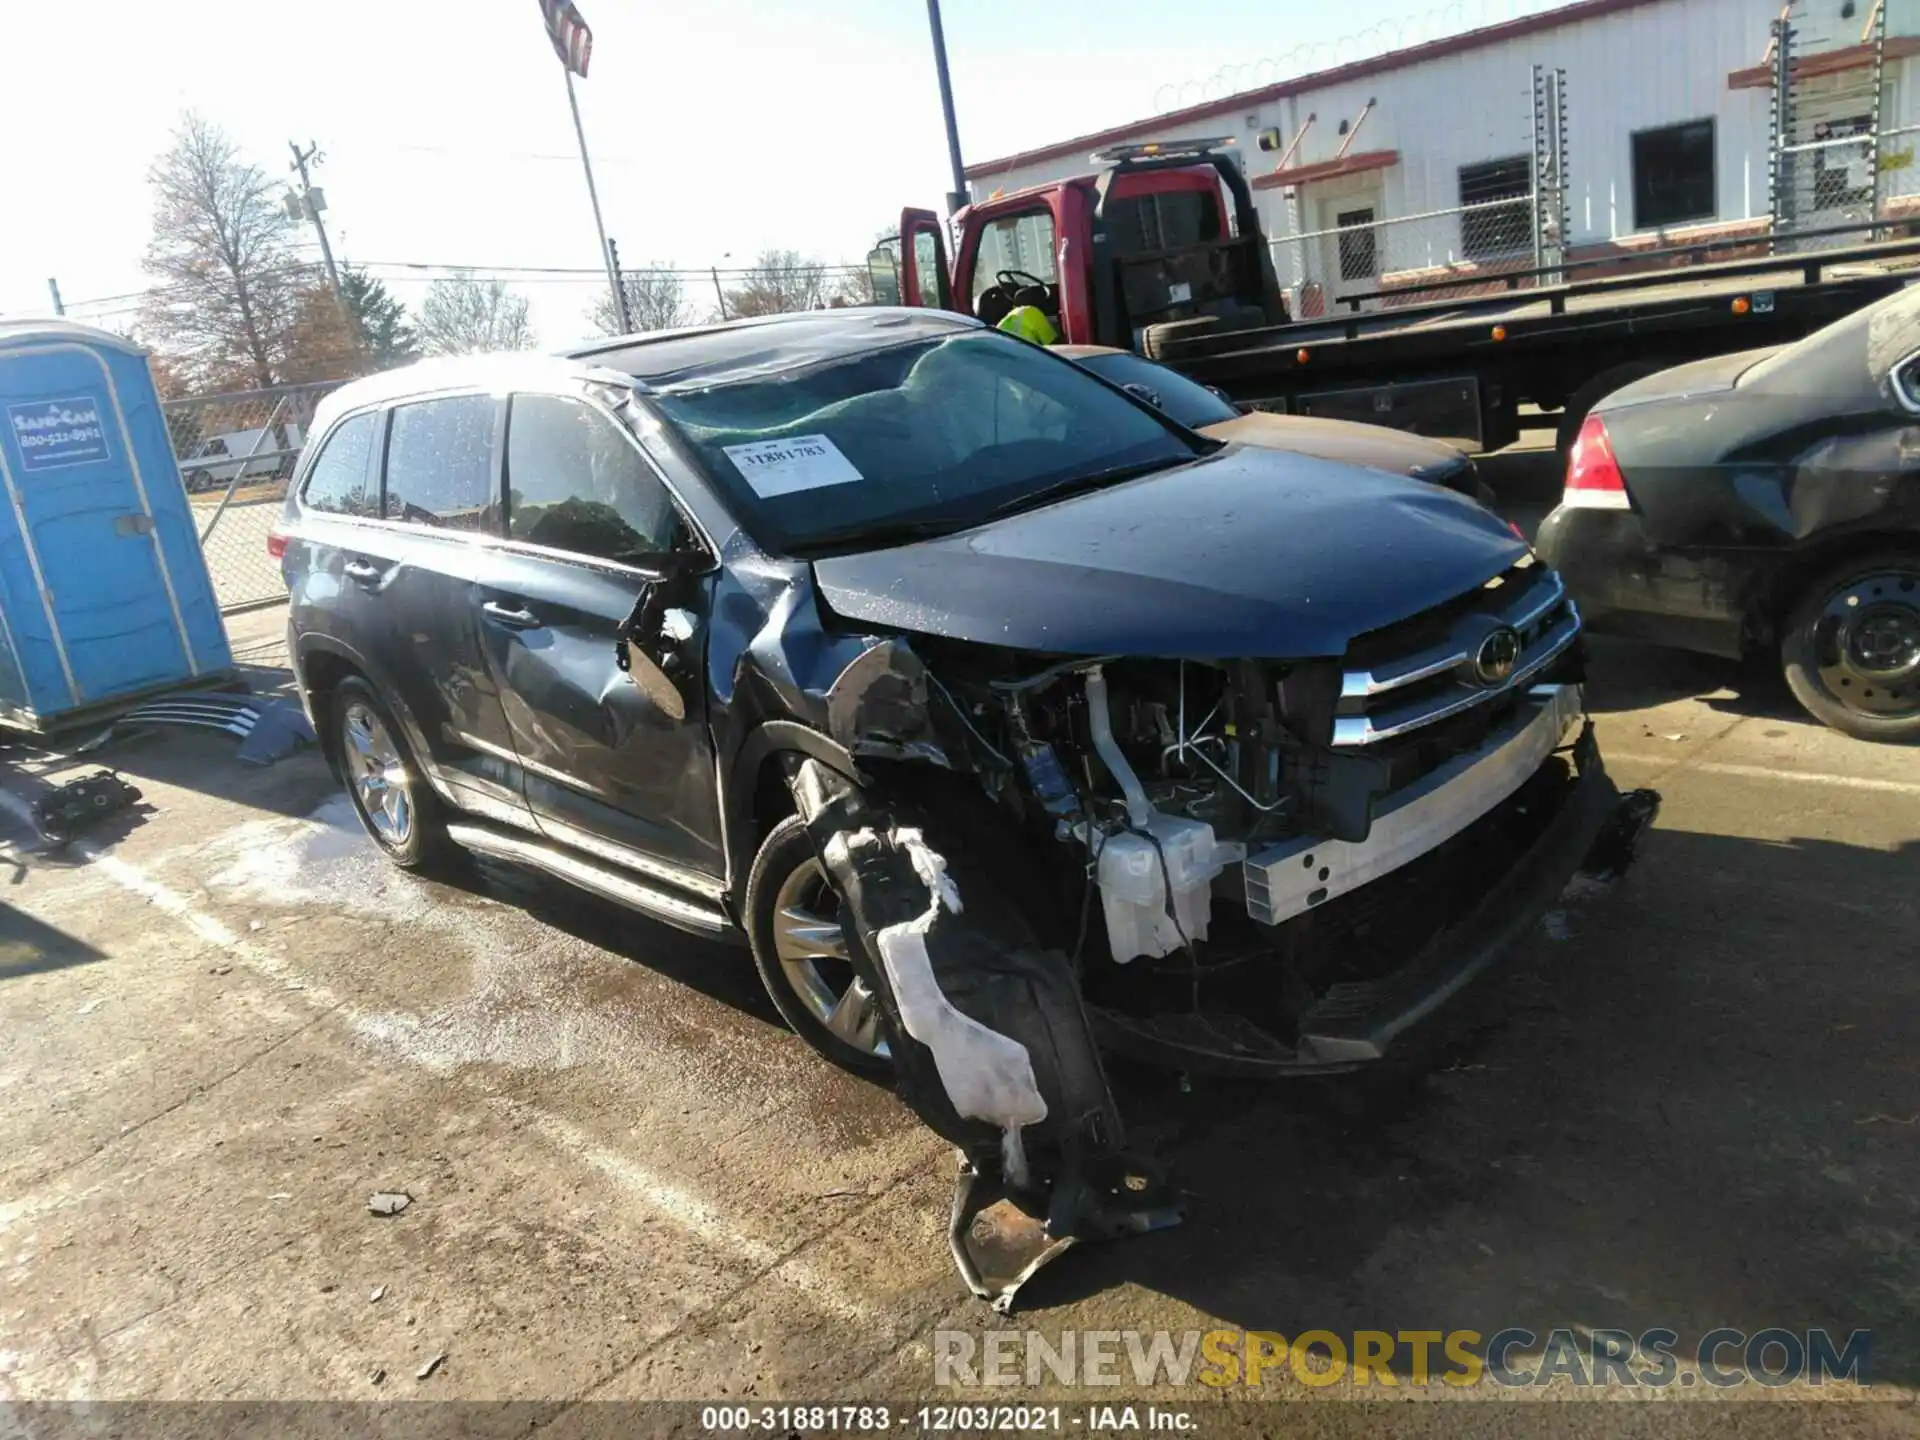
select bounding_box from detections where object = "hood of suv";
[811,445,1526,658]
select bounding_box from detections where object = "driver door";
[871,207,954,313]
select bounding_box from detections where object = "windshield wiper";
[789,515,977,555]
[977,455,1190,521]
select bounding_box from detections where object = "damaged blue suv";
[280,309,1645,1306]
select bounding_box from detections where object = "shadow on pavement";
[447,853,789,1035]
[1581,636,1816,730]
[1014,824,1920,1389]
[0,902,106,980]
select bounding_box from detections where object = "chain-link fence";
[163,380,341,613]
[1270,192,1547,317]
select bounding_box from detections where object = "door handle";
[481,599,542,630]
[342,557,381,584]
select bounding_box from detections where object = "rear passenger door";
[340,392,529,823]
[476,390,724,883]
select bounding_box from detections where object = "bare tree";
[138,113,305,390]
[587,263,695,335]
[416,278,537,355]
[721,249,834,319]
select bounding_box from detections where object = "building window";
[1336,207,1378,282]
[1632,119,1716,229]
[1458,155,1534,258]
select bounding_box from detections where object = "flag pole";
[563,67,623,326]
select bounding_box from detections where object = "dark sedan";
[1537,285,1920,742]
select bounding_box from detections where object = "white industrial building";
[963,0,1920,313]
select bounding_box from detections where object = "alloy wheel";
[769,857,889,1059]
[339,701,414,846]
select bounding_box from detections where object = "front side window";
[1073,351,1239,429]
[650,330,1199,554]
[1458,155,1534,259]
[299,411,377,516]
[1632,119,1716,229]
[969,208,1057,305]
[382,394,497,531]
[506,394,680,563]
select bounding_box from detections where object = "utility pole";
[561,71,624,328]
[606,237,633,332]
[925,0,970,214]
[711,263,730,321]
[46,279,64,316]
[287,141,358,345]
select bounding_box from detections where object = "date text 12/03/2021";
[698,1406,1196,1432]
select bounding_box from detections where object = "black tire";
[1141,308,1266,361]
[1554,361,1666,458]
[329,677,459,869]
[744,814,894,1076]
[1780,550,1920,743]
[185,469,211,493]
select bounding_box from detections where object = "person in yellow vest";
[996,304,1058,346]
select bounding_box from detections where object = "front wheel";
[330,677,458,867]
[1780,552,1920,743]
[744,814,893,1076]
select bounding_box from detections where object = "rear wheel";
[745,814,893,1076]
[1780,551,1920,743]
[330,677,458,868]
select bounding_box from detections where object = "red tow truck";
[875,139,1920,452]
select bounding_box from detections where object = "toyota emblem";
[1472,626,1523,687]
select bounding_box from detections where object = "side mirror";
[867,243,903,307]
[1121,381,1165,410]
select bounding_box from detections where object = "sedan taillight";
[266,530,289,560]
[1562,414,1631,510]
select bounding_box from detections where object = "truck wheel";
[185,469,212,493]
[745,814,894,1076]
[1141,309,1263,360]
[1780,551,1920,743]
[1554,362,1665,458]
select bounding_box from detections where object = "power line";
[61,257,870,314]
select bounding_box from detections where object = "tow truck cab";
[872,140,1289,356]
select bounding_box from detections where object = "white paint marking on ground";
[501,1100,882,1324]
[1605,757,1920,796]
[0,782,879,1326]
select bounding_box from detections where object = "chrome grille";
[1332,561,1581,747]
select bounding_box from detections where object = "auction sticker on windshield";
[723,434,862,497]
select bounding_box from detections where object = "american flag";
[539,0,593,77]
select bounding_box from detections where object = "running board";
[444,822,734,936]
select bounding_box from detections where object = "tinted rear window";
[300,412,377,516]
[1074,351,1239,429]
[382,395,498,531]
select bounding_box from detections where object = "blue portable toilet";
[0,319,233,731]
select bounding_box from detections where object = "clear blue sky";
[0,0,1570,342]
